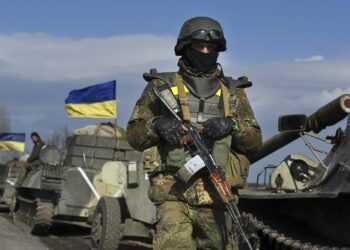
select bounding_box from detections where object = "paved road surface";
[0,214,54,250]
[0,214,148,250]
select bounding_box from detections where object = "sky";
[0,1,349,180]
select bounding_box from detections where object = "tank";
[10,123,156,238]
[239,94,350,249]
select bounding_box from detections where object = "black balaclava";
[183,46,219,73]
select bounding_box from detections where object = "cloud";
[1,32,349,179]
[0,33,177,81]
[238,57,350,180]
[1,33,349,133]
[221,57,350,149]
[294,55,324,63]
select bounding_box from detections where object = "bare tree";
[0,106,11,133]
[47,125,70,152]
[0,106,16,163]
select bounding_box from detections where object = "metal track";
[242,212,350,250]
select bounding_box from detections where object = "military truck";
[240,94,350,249]
[11,123,150,236]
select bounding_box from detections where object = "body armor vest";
[176,84,224,124]
[147,71,235,172]
[144,70,252,204]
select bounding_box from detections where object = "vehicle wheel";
[91,197,123,250]
[31,200,53,235]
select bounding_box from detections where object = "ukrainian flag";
[0,133,25,152]
[65,81,117,118]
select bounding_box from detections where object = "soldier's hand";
[202,117,235,140]
[153,116,186,145]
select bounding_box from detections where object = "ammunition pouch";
[213,136,250,189]
[143,146,161,173]
[225,150,250,188]
[148,173,180,203]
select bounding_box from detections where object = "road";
[0,213,91,250]
[0,213,149,250]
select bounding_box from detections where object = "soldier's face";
[31,135,39,144]
[191,42,218,54]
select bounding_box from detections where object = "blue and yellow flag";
[64,81,117,118]
[0,133,25,152]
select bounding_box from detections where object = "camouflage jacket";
[127,65,262,206]
[27,140,45,164]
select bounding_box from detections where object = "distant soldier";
[127,16,262,250]
[27,132,45,164]
[16,132,45,187]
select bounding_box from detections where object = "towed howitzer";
[249,94,350,164]
[153,85,256,250]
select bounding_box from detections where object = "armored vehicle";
[0,158,25,210]
[11,123,146,236]
[0,151,27,210]
[90,146,157,250]
[239,94,350,249]
[0,161,11,209]
[0,161,10,207]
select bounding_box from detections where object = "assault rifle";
[153,85,255,250]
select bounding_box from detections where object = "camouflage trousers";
[15,162,30,187]
[153,201,238,250]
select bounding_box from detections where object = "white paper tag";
[184,155,205,175]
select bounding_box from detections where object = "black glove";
[153,116,185,145]
[202,117,234,140]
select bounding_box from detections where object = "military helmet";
[175,16,226,56]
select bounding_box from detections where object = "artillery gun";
[239,94,350,249]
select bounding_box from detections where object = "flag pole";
[113,80,118,139]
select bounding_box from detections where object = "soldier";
[27,132,45,164]
[127,16,262,250]
[16,132,45,187]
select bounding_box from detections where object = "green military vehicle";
[0,153,25,210]
[11,123,155,237]
[90,146,158,250]
[0,161,10,208]
[239,94,350,249]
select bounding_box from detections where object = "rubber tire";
[91,197,123,250]
[31,200,53,236]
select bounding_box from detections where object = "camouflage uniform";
[127,17,262,250]
[27,138,45,164]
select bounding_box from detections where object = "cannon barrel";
[249,94,350,164]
